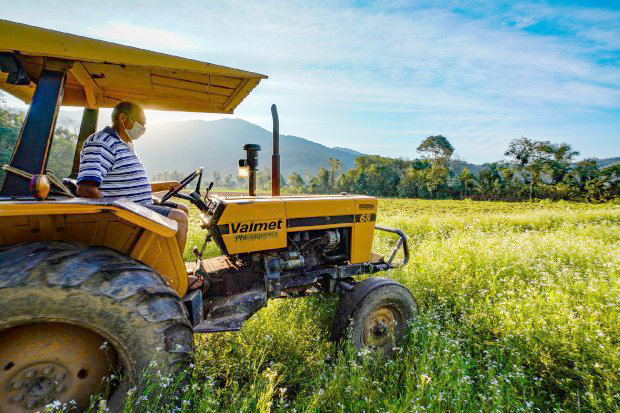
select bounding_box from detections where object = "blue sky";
[3,0,619,163]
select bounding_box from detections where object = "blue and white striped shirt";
[77,126,152,205]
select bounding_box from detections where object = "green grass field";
[111,199,620,413]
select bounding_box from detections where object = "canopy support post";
[1,64,68,196]
[70,108,99,179]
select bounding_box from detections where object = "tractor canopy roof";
[0,20,267,113]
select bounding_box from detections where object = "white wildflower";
[97,399,109,412]
[45,400,62,409]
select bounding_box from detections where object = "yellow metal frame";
[0,199,188,296]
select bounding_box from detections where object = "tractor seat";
[62,178,79,196]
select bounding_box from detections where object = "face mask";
[126,120,146,141]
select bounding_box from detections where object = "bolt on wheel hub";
[362,306,399,349]
[0,323,117,413]
[5,362,71,410]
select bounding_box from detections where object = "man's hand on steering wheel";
[160,168,202,204]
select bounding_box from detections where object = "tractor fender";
[331,276,410,342]
[0,199,188,296]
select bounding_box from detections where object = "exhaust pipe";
[271,104,280,196]
[239,104,279,197]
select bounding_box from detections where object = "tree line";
[288,136,619,201]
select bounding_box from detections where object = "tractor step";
[194,288,267,333]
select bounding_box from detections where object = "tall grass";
[73,200,619,412]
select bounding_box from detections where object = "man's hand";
[76,181,102,198]
[150,181,180,192]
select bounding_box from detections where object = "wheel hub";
[362,306,399,348]
[0,323,116,413]
[5,362,71,409]
[372,321,388,337]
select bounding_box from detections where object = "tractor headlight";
[238,159,249,178]
[238,166,249,178]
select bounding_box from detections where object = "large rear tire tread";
[0,241,194,410]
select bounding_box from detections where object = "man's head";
[111,101,146,141]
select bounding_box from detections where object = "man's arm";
[77,180,102,198]
[150,181,180,193]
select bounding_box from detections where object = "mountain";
[597,157,620,168]
[133,118,362,179]
[331,147,365,156]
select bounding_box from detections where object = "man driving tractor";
[76,101,190,252]
[0,21,416,411]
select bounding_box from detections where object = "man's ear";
[118,112,130,128]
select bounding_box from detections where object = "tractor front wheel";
[0,242,194,412]
[331,277,417,355]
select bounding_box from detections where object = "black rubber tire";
[0,241,194,411]
[331,277,417,354]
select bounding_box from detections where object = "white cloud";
[578,27,620,50]
[87,22,198,51]
[511,16,537,30]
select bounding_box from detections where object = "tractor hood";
[0,20,267,113]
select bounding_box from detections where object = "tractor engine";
[259,228,349,295]
[271,228,348,271]
[200,193,378,297]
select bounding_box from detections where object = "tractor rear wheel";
[0,242,194,412]
[331,277,417,355]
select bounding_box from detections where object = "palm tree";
[544,143,580,185]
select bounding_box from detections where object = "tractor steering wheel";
[160,168,202,204]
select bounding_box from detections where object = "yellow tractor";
[0,20,416,412]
